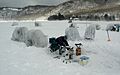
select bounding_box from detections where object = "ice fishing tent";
[84,24,96,40]
[11,22,18,26]
[25,30,48,48]
[35,21,42,27]
[95,24,101,30]
[11,27,28,42]
[65,23,81,41]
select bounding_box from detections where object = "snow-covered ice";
[0,21,120,75]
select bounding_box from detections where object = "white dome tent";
[84,24,96,40]
[11,27,48,48]
[11,27,28,42]
[25,30,48,48]
[65,23,81,41]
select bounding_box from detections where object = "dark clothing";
[56,36,69,47]
[49,36,69,55]
[114,24,120,32]
[56,36,69,55]
[111,26,116,31]
[49,37,60,52]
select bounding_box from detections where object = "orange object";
[76,47,81,56]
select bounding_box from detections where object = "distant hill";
[0,0,120,20]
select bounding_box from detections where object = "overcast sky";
[0,0,69,7]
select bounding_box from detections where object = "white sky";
[0,0,69,7]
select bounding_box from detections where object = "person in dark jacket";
[56,36,69,55]
[56,36,69,47]
[114,24,120,32]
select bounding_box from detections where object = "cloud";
[0,0,69,7]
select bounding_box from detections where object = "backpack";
[49,37,60,52]
[49,37,56,44]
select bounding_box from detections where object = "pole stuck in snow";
[107,30,111,41]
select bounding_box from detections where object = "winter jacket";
[56,36,69,47]
[114,24,120,32]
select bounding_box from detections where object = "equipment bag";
[49,37,60,52]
